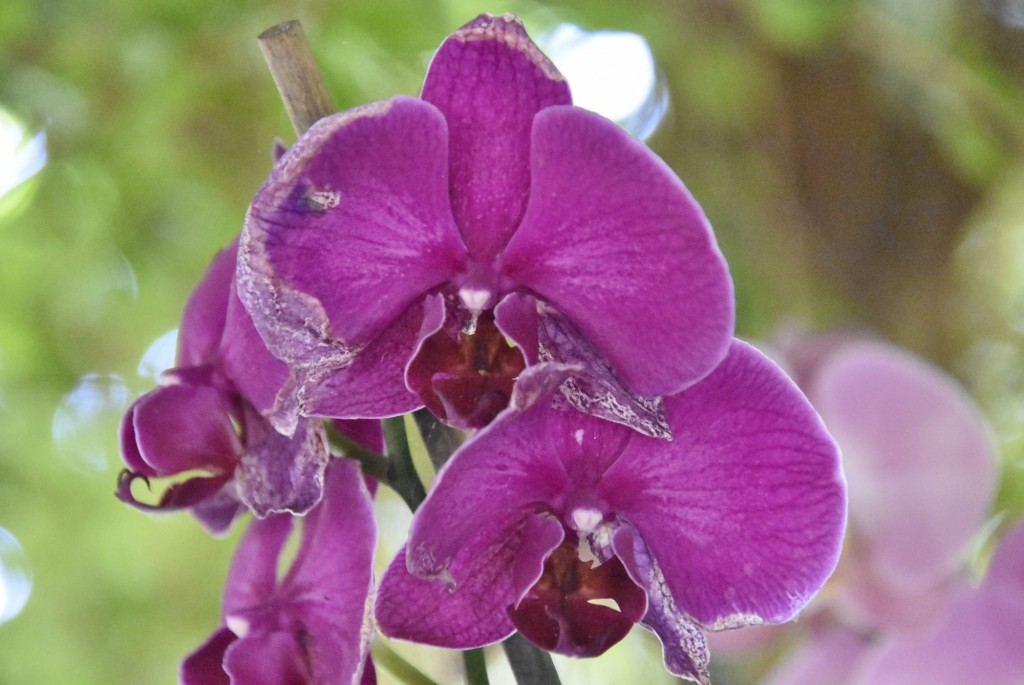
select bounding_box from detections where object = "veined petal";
[502,106,734,397]
[283,458,376,602]
[612,526,709,684]
[223,512,294,616]
[810,340,998,594]
[178,240,237,368]
[404,399,628,581]
[278,295,436,430]
[220,460,376,685]
[239,96,466,360]
[422,13,571,260]
[331,419,385,456]
[601,340,846,627]
[376,517,554,649]
[219,279,290,419]
[132,383,239,475]
[280,459,377,685]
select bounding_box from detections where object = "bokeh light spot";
[0,106,46,202]
[0,527,32,625]
[541,24,669,140]
[137,329,178,383]
[51,374,131,474]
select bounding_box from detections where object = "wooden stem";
[258,20,334,135]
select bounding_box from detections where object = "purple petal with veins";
[237,13,734,429]
[375,340,844,681]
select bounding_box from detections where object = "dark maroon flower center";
[507,534,647,658]
[407,311,526,429]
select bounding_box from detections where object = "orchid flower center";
[407,308,526,430]
[507,531,647,658]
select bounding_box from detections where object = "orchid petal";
[493,291,539,364]
[283,458,376,602]
[115,470,233,523]
[510,515,566,604]
[601,340,846,627]
[848,524,1024,685]
[223,512,294,615]
[508,361,581,413]
[132,383,239,475]
[189,488,247,537]
[223,631,310,685]
[178,240,237,368]
[377,518,557,649]
[331,419,385,455]
[239,96,466,364]
[119,396,152,476]
[280,459,376,685]
[510,527,645,658]
[116,471,240,537]
[219,460,376,685]
[612,526,709,684]
[830,553,957,632]
[536,303,670,438]
[267,295,437,434]
[811,340,997,594]
[219,280,290,419]
[422,13,571,260]
[404,401,628,581]
[180,626,234,685]
[502,105,734,397]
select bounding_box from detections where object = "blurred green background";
[2,0,1023,683]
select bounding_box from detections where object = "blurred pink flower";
[752,332,1007,685]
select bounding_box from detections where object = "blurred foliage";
[1,0,1023,683]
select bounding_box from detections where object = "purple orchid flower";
[118,241,362,534]
[375,340,846,684]
[180,458,378,685]
[237,13,734,435]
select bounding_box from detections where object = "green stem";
[383,416,427,511]
[324,423,389,482]
[502,633,561,685]
[370,640,440,685]
[412,408,463,471]
[462,648,490,685]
